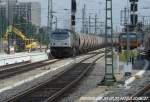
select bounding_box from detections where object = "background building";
[0,0,41,36]
[0,0,41,52]
[17,2,41,27]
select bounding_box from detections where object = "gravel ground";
[57,57,105,102]
[0,60,75,102]
[0,54,95,102]
[97,59,149,102]
[2,49,147,102]
[57,58,149,102]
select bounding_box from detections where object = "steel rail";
[127,83,150,102]
[5,52,104,102]
[132,83,150,97]
[0,59,60,79]
[0,50,102,80]
[0,61,30,70]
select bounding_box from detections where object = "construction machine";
[3,25,38,52]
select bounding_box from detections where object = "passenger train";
[50,29,106,58]
[118,32,142,50]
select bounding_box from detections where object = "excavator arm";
[3,25,37,52]
[4,25,27,40]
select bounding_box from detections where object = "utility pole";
[7,0,12,54]
[47,0,53,46]
[89,16,91,33]
[85,20,88,33]
[55,16,57,30]
[99,21,105,35]
[95,14,97,34]
[82,4,86,33]
[120,7,129,27]
[124,7,130,65]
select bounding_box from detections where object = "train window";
[51,32,69,40]
[120,33,136,40]
[130,35,136,39]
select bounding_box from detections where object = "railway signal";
[130,0,139,27]
[71,0,76,31]
[131,3,138,12]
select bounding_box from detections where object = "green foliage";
[119,49,139,62]
[13,15,37,38]
[36,28,49,45]
[0,13,7,37]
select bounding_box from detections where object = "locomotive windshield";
[120,33,137,40]
[51,32,69,40]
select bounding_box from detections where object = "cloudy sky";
[19,0,150,32]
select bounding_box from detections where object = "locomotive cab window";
[51,32,69,40]
[120,33,137,40]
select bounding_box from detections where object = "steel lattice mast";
[100,0,116,85]
[47,0,53,45]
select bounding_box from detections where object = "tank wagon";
[50,29,105,58]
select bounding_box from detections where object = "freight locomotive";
[50,29,105,58]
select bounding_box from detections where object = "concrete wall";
[0,51,48,66]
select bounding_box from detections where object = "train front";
[50,30,72,58]
[119,33,140,49]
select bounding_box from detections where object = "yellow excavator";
[3,25,38,52]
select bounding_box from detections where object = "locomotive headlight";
[64,43,67,45]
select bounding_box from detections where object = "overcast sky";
[19,0,150,32]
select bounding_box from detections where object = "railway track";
[0,59,60,79]
[0,50,103,80]
[5,52,104,102]
[127,83,150,102]
[0,61,30,70]
[127,62,150,102]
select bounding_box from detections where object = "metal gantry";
[101,0,116,84]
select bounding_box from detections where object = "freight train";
[50,29,106,58]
